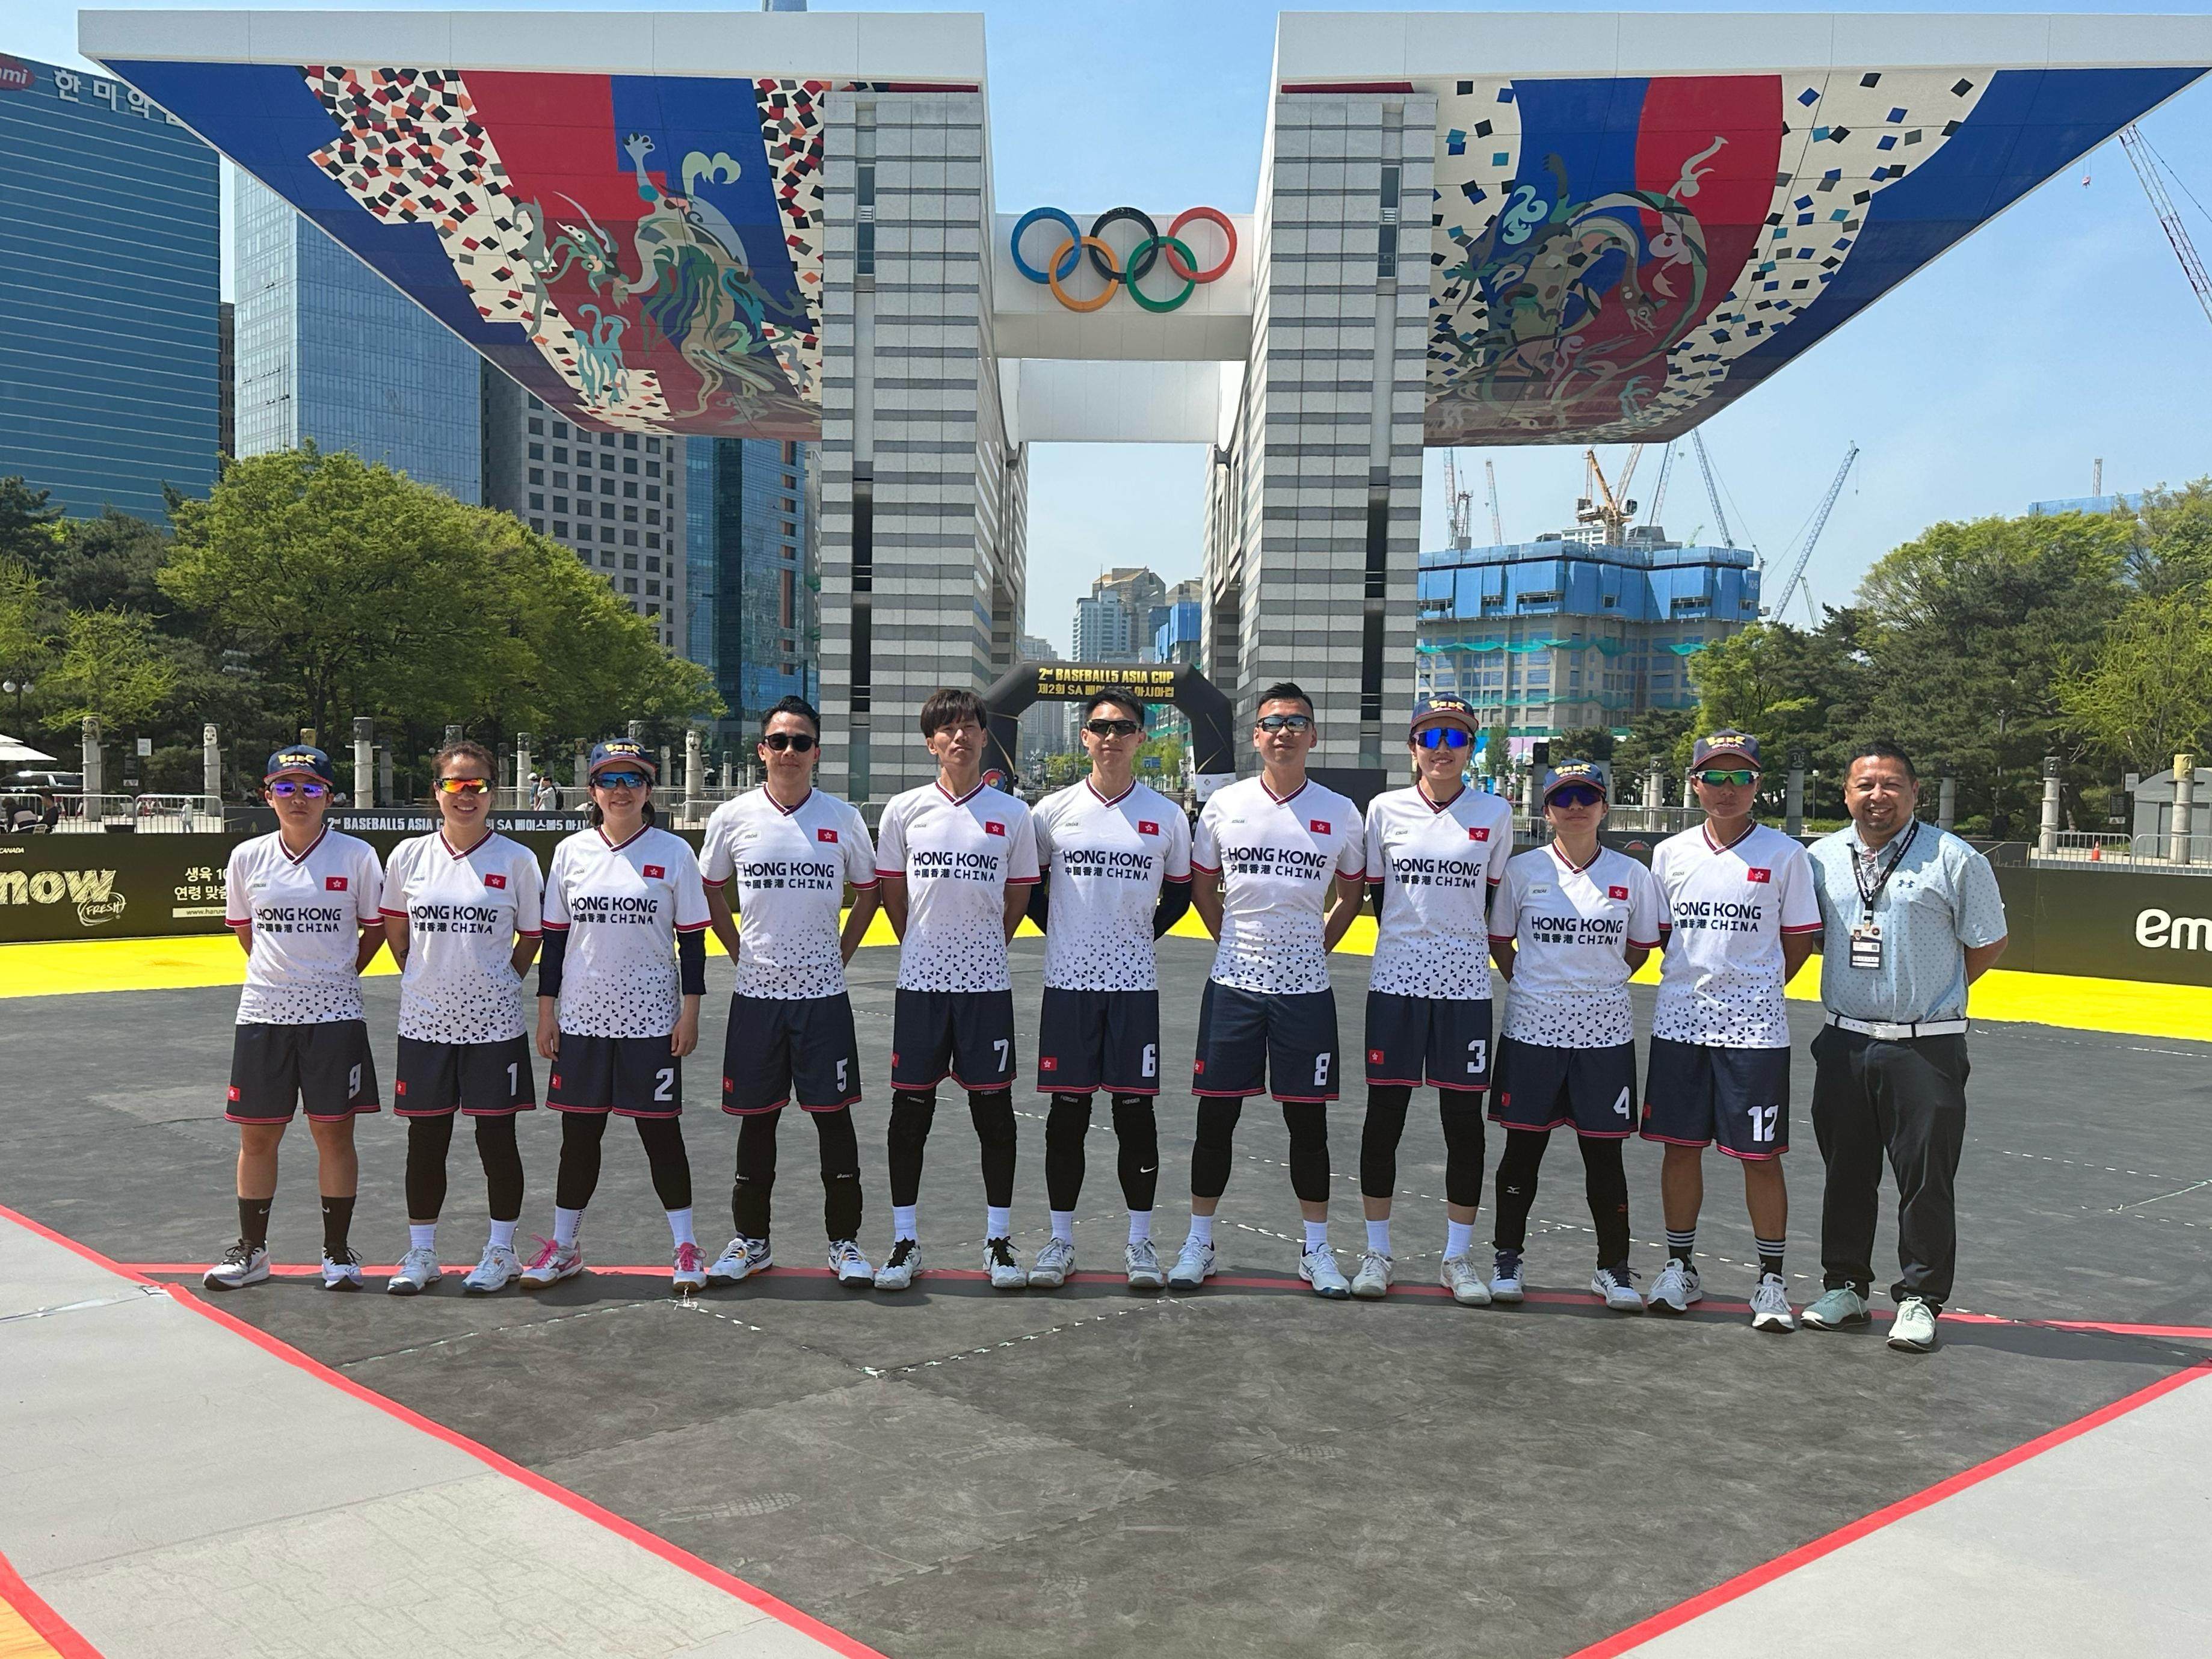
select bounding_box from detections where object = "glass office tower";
[0,54,218,520]
[686,437,817,740]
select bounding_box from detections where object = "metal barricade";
[2033,831,2136,867]
[46,792,224,833]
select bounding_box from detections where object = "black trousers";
[1809,1024,1969,1310]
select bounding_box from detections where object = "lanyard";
[1852,820,1918,919]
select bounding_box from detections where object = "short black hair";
[1081,687,1147,725]
[919,687,987,739]
[762,695,821,737]
[1847,738,1917,782]
[1255,681,1313,718]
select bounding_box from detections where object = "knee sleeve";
[1044,1093,1093,1213]
[1281,1100,1331,1205]
[732,1108,781,1239]
[1358,1085,1413,1200]
[1110,1094,1159,1214]
[1191,1097,1244,1201]
[633,1115,694,1213]
[404,1113,455,1220]
[969,1089,1017,1210]
[553,1109,610,1211]
[1492,1128,1549,1254]
[474,1114,525,1223]
[1578,1134,1630,1267]
[813,1107,863,1241]
[1438,1089,1487,1211]
[886,1091,937,1209]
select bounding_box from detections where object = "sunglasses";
[1256,713,1313,733]
[761,732,818,753]
[1548,785,1605,808]
[1413,727,1472,751]
[1085,718,1142,737]
[593,770,650,790]
[434,777,491,796]
[266,779,330,798]
[1693,768,1759,787]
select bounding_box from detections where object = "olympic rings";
[1012,205,1237,312]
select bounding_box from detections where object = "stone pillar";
[81,715,102,802]
[2172,752,2196,866]
[1938,775,1957,831]
[516,731,533,811]
[1784,749,1807,838]
[1644,763,1663,831]
[202,723,221,804]
[444,724,463,748]
[573,740,589,790]
[353,717,375,808]
[2039,756,2062,857]
[685,728,704,817]
[377,744,393,806]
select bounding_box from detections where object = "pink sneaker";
[672,1240,706,1294]
[520,1235,582,1288]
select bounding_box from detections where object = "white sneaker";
[1751,1273,1797,1333]
[203,1240,270,1291]
[1591,1264,1644,1313]
[706,1236,772,1286]
[874,1237,923,1290]
[671,1240,707,1294]
[1126,1238,1166,1290]
[1648,1258,1703,1316]
[1490,1251,1526,1305]
[463,1242,523,1294]
[384,1246,442,1296]
[827,1239,874,1287]
[985,1236,1027,1290]
[1351,1250,1394,1299]
[1438,1255,1493,1306]
[321,1248,365,1292]
[1300,1242,1352,1299]
[1888,1294,1939,1353]
[520,1236,584,1288]
[1029,1236,1077,1288]
[1168,1236,1215,1290]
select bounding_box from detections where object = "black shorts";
[1641,1036,1791,1160]
[890,988,1017,1091]
[1192,982,1340,1103]
[1490,1038,1637,1137]
[547,1033,683,1118]
[393,1033,535,1117]
[723,993,863,1115]
[1037,987,1162,1096]
[1364,992,1493,1091]
[227,1020,380,1124]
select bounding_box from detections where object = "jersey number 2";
[655,1068,676,1103]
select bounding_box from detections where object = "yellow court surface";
[1,914,2205,1044]
[0,1609,67,1659]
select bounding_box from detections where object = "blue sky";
[28,1,2212,643]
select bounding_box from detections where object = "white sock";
[488,1218,518,1251]
[409,1222,437,1253]
[1128,1210,1153,1244]
[892,1204,919,1242]
[1189,1213,1215,1246]
[1049,1210,1076,1243]
[553,1206,584,1248]
[987,1205,1013,1240]
[1303,1219,1330,1251]
[1445,1219,1476,1260]
[1365,1219,1391,1255]
[666,1207,696,1248]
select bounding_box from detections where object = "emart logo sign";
[2136,909,2212,951]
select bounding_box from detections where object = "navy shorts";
[1364,992,1493,1091]
[1641,1036,1791,1159]
[890,988,1017,1092]
[1490,1038,1637,1137]
[723,993,862,1115]
[547,1033,683,1118]
[1037,987,1161,1095]
[1193,982,1340,1103]
[393,1033,535,1117]
[227,1021,381,1124]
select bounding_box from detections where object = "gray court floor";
[4,936,2210,1658]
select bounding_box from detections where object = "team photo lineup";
[206,680,2005,1354]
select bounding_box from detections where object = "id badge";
[1848,923,1884,971]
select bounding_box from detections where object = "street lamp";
[2,679,30,724]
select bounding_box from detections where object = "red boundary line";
[1565,1355,2212,1658]
[0,1204,886,1659]
[0,1544,103,1659]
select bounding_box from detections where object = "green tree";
[0,558,42,692]
[1551,725,1616,763]
[42,608,178,731]
[37,508,171,617]
[2128,479,2212,598]
[2059,589,2212,770]
[1613,705,1695,783]
[0,477,63,568]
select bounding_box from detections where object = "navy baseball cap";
[587,739,656,778]
[1691,729,1761,768]
[1409,692,1479,731]
[1543,760,1609,801]
[264,745,335,784]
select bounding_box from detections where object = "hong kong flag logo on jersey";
[1609,884,1630,900]
[1138,820,1160,837]
[984,821,1006,837]
[484,873,507,889]
[325,876,348,891]
[1040,1056,1058,1073]
[1469,826,1491,842]
[226,1085,241,1103]
[817,827,840,844]
[1746,867,1772,884]
[1367,1048,1385,1065]
[395,1080,408,1098]
[1310,820,1331,835]
[643,864,665,879]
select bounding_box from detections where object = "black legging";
[553,1112,692,1212]
[733,1107,863,1240]
[1358,1086,1486,1208]
[404,1113,526,1222]
[1044,1092,1160,1214]
[1191,1097,1329,1204]
[1491,1128,1630,1266]
[886,1088,1016,1210]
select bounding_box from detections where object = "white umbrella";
[0,734,59,765]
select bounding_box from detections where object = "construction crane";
[2120,123,2212,330]
[1444,452,1474,550]
[1575,446,1643,540]
[1690,430,1735,550]
[1645,443,1674,528]
[1768,443,1859,623]
[1484,458,1504,543]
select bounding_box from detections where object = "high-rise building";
[0,54,218,520]
[685,437,817,739]
[1015,632,1073,771]
[234,171,481,502]
[217,301,235,460]
[1073,565,1170,662]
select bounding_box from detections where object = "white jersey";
[542,824,710,1038]
[1191,775,1364,996]
[1032,778,1193,991]
[700,787,878,1000]
[876,779,1039,993]
[1494,843,1662,1048]
[1651,820,1821,1048]
[380,830,544,1044]
[224,826,384,1026]
[1365,781,1515,1000]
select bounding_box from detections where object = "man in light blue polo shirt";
[1802,739,2007,1353]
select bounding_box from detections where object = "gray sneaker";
[1300,1242,1352,1299]
[985,1236,1027,1291]
[1125,1238,1166,1290]
[1647,1258,1702,1316]
[1438,1254,1493,1306]
[202,1240,270,1291]
[1489,1250,1526,1305]
[1029,1236,1076,1288]
[1350,1250,1394,1299]
[873,1237,923,1291]
[1168,1236,1216,1290]
[1804,1284,1871,1329]
[462,1242,523,1294]
[1888,1295,1939,1352]
[706,1236,771,1286]
[384,1246,442,1296]
[1750,1273,1797,1333]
